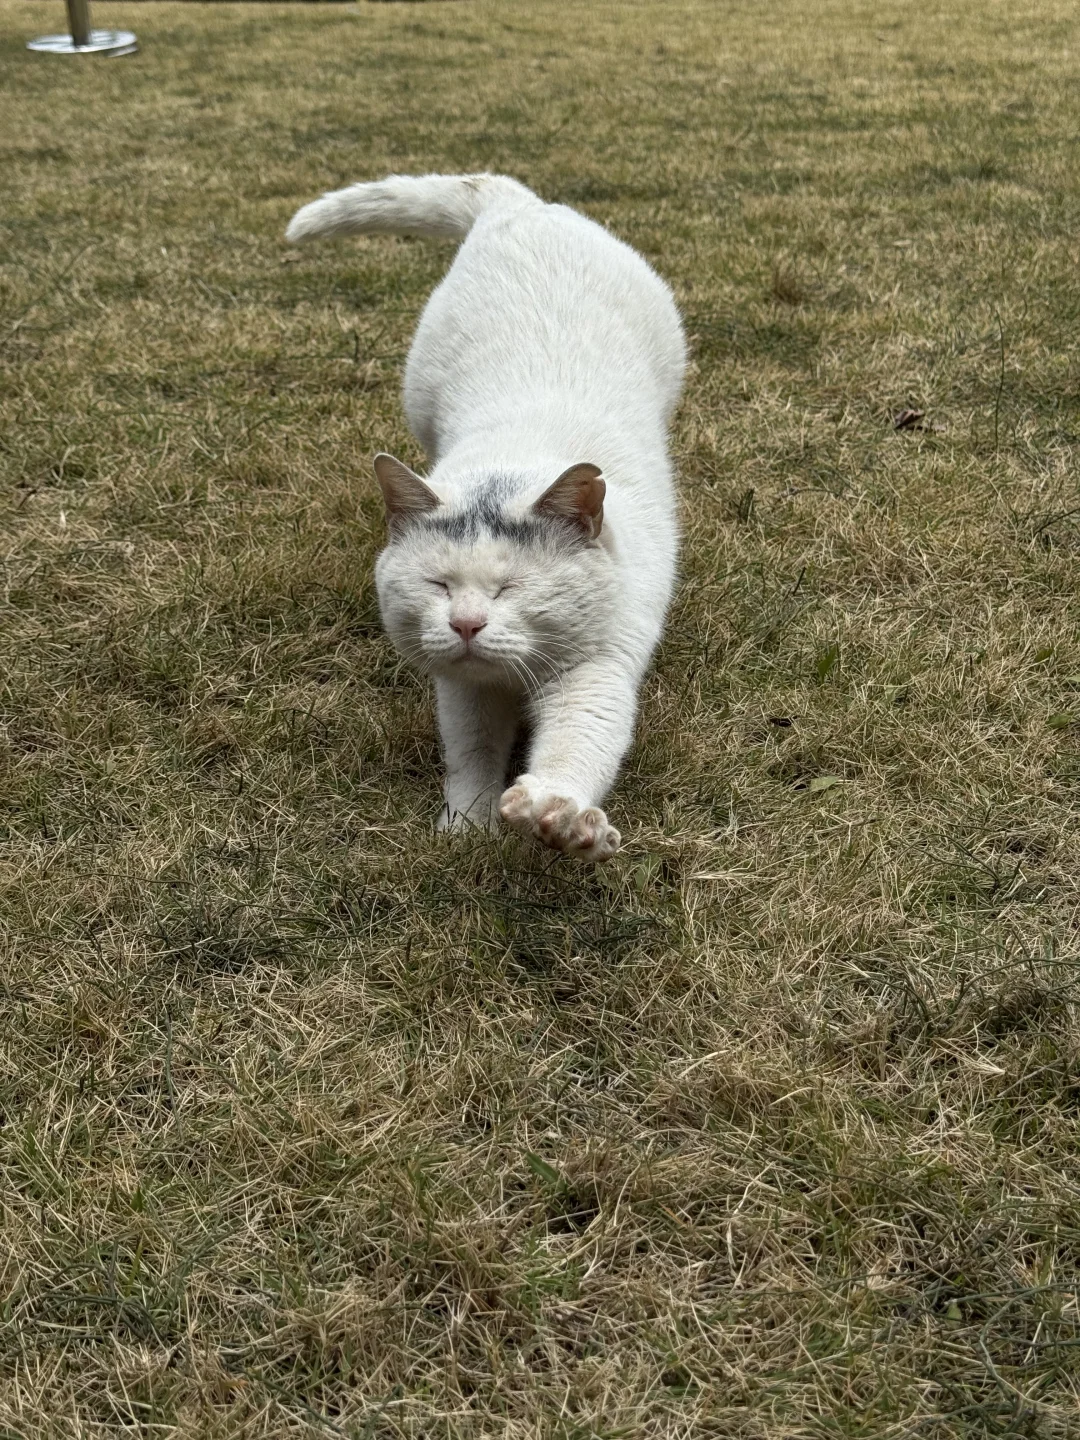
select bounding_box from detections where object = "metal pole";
[27,0,137,55]
[65,0,92,47]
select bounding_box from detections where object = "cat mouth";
[420,636,517,672]
[424,642,490,667]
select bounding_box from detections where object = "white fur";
[286,173,685,859]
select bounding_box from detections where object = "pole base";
[27,29,137,56]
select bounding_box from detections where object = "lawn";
[1,0,1079,1434]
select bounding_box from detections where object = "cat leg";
[498,660,635,861]
[435,677,520,831]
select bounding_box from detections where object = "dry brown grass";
[1,0,1079,1434]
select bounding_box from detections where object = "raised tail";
[285,172,536,245]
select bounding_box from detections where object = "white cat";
[286,174,685,860]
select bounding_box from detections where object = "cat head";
[371,453,614,687]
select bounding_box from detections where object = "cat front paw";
[498,776,621,862]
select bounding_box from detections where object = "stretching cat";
[286,174,685,861]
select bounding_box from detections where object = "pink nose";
[450,616,487,643]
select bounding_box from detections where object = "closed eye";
[494,582,517,599]
[426,580,449,593]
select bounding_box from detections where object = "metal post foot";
[27,30,138,55]
[28,0,136,55]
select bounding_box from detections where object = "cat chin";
[428,652,521,687]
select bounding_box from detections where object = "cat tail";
[285,172,536,245]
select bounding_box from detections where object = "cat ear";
[373,453,441,527]
[534,462,605,540]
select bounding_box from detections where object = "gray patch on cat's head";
[406,473,583,551]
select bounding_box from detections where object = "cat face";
[372,456,613,688]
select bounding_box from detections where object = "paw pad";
[498,781,620,862]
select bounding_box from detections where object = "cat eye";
[426,579,450,593]
[494,582,516,598]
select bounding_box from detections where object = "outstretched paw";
[498,775,620,862]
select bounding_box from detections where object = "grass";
[1,0,1079,1433]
